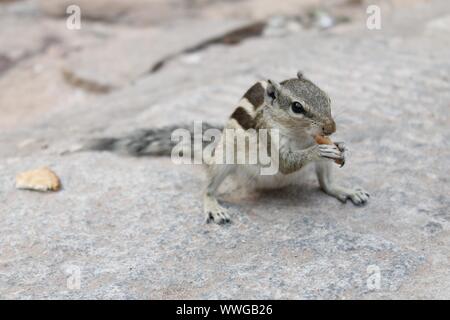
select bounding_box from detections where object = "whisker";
[332,107,350,119]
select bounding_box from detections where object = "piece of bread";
[16,167,61,192]
[314,135,344,166]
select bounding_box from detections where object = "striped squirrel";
[86,72,369,224]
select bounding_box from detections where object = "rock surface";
[0,0,449,299]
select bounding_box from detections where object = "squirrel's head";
[263,71,336,138]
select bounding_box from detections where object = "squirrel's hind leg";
[204,164,234,224]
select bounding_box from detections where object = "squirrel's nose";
[322,119,336,135]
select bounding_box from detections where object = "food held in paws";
[314,135,345,166]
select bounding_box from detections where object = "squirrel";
[85,71,369,224]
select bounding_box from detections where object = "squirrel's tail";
[84,122,223,157]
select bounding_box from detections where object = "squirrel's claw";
[318,144,344,161]
[334,142,346,167]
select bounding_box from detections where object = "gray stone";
[0,0,449,299]
[61,19,248,89]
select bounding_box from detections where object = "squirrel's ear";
[266,79,281,105]
[297,71,304,79]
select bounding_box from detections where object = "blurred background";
[0,0,437,130]
[1,0,449,299]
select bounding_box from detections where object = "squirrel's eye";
[268,91,276,100]
[291,101,306,114]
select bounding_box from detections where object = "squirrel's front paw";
[318,144,344,161]
[337,188,370,205]
[205,205,231,224]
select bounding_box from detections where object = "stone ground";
[0,0,449,299]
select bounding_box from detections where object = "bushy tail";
[85,123,222,157]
